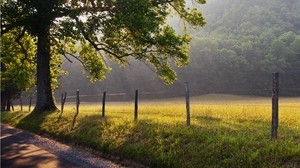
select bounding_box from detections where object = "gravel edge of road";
[1,123,125,168]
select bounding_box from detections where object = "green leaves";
[1,29,36,92]
[2,0,206,86]
[0,29,66,92]
[79,42,110,82]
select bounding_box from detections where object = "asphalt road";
[1,123,123,168]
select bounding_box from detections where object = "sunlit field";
[1,94,300,167]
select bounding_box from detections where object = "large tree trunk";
[33,26,57,113]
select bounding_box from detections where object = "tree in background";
[184,0,300,95]
[1,30,36,111]
[1,0,206,113]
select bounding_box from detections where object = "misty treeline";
[58,0,300,99]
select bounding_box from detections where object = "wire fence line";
[3,71,299,139]
[64,91,165,98]
[6,82,300,139]
[10,86,299,124]
[54,88,300,103]
[9,88,300,114]
[11,87,300,106]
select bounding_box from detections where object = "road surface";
[1,123,123,168]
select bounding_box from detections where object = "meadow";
[1,94,300,167]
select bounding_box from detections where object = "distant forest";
[58,0,300,99]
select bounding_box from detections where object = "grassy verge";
[1,95,300,167]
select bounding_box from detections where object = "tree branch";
[15,28,28,60]
[168,2,188,21]
[64,51,88,71]
[12,28,32,77]
[61,52,73,63]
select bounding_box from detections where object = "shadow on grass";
[67,114,300,168]
[14,110,59,135]
[3,111,299,168]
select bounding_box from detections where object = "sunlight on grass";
[1,95,300,167]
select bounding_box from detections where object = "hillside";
[184,0,300,95]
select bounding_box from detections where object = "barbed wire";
[14,87,300,103]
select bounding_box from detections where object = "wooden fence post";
[61,93,64,112]
[271,72,279,140]
[61,92,67,113]
[29,97,32,112]
[20,96,23,112]
[134,90,138,121]
[185,82,191,126]
[76,90,80,115]
[102,91,106,117]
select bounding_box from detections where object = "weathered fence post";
[102,91,106,117]
[185,82,191,126]
[61,92,67,113]
[29,97,32,112]
[271,72,279,140]
[61,93,64,112]
[134,90,138,121]
[20,96,23,112]
[76,90,80,115]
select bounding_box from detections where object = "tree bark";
[33,25,57,113]
[1,98,6,111]
[6,93,11,111]
[1,92,8,111]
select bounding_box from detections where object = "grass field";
[1,94,300,167]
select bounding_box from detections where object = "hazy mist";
[56,0,300,100]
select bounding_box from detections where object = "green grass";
[1,94,300,167]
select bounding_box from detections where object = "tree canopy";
[1,0,206,112]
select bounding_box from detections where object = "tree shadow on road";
[1,124,78,168]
